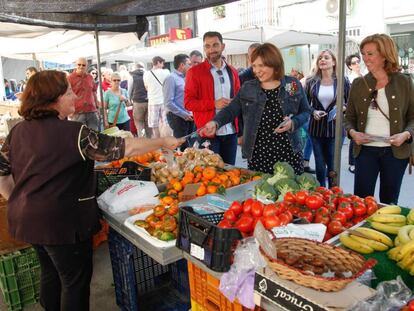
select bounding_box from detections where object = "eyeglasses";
[216,70,224,84]
[77,64,86,67]
[369,89,379,110]
[351,60,360,65]
[112,79,121,82]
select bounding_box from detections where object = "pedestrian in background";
[189,50,203,67]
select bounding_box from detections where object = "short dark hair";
[203,31,223,43]
[26,66,38,74]
[345,54,361,69]
[173,54,189,70]
[19,71,67,120]
[190,50,203,58]
[251,43,285,80]
[152,56,165,65]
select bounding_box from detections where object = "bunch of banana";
[407,209,414,225]
[368,205,406,235]
[339,227,393,254]
[387,224,414,275]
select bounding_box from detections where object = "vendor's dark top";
[0,117,125,245]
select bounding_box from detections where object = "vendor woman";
[0,70,183,311]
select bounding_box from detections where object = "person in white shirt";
[143,56,170,138]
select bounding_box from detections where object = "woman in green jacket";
[345,33,414,204]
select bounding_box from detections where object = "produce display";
[133,204,179,241]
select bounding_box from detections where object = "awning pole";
[333,0,347,186]
[95,26,106,128]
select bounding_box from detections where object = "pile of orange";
[109,151,161,168]
[158,166,261,206]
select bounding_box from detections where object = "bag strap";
[111,95,124,126]
[150,70,163,86]
[362,76,390,121]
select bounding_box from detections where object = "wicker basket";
[260,237,377,292]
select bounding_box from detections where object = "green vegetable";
[267,162,295,185]
[274,178,299,200]
[159,232,175,241]
[254,179,278,201]
[295,172,320,191]
[134,220,149,229]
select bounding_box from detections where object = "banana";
[398,225,414,245]
[410,228,414,240]
[370,221,401,235]
[369,213,406,224]
[410,262,414,276]
[395,236,401,246]
[340,233,374,254]
[354,227,394,247]
[349,234,389,251]
[397,251,414,270]
[407,209,414,225]
[386,222,407,227]
[376,205,401,214]
[387,245,403,261]
[396,240,414,261]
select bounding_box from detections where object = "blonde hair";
[314,49,337,78]
[360,33,400,74]
[111,72,121,81]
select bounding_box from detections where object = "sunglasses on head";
[216,69,224,84]
[351,60,360,65]
[369,89,379,110]
[77,64,86,67]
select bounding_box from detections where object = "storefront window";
[392,32,414,78]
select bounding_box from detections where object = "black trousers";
[32,239,93,311]
[166,112,195,151]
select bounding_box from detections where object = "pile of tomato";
[218,186,379,241]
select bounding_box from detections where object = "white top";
[143,68,170,106]
[364,88,391,147]
[317,85,335,110]
[348,72,361,84]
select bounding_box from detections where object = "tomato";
[344,221,353,229]
[323,231,333,242]
[324,202,336,212]
[316,186,329,193]
[263,215,281,230]
[408,300,414,311]
[168,205,179,216]
[154,205,166,218]
[224,210,237,222]
[235,216,254,233]
[262,204,277,218]
[364,196,377,205]
[298,210,314,223]
[314,214,330,226]
[242,198,254,214]
[295,190,309,205]
[366,202,378,215]
[315,207,329,217]
[353,201,367,217]
[331,211,347,225]
[218,219,233,228]
[284,191,296,204]
[338,196,352,204]
[289,205,300,217]
[163,218,177,232]
[278,201,289,213]
[305,195,324,210]
[229,201,243,216]
[251,201,264,218]
[278,213,291,226]
[330,186,343,194]
[323,190,334,202]
[283,210,293,222]
[327,220,345,236]
[337,203,353,220]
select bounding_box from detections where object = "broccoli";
[295,172,320,191]
[267,162,295,185]
[274,178,299,200]
[254,180,278,201]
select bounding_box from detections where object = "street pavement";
[235,138,413,208]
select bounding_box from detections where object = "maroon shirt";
[68,72,98,113]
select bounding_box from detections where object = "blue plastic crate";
[107,228,190,311]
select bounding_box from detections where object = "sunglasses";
[112,79,121,82]
[216,69,225,84]
[369,89,379,110]
[351,60,360,65]
[77,64,86,67]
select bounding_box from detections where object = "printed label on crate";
[190,243,205,260]
[191,203,225,215]
[254,273,327,311]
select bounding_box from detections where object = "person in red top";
[68,57,100,131]
[101,67,112,92]
[184,31,240,165]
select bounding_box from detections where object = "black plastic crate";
[95,161,151,195]
[107,228,190,311]
[176,206,243,272]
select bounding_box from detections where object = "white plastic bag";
[98,178,159,213]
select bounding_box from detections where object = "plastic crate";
[107,228,190,311]
[95,161,151,195]
[187,261,260,311]
[0,247,40,311]
[176,206,242,272]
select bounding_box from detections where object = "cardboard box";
[254,267,375,311]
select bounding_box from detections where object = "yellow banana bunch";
[376,205,401,215]
[407,209,414,225]
[339,233,374,254]
[368,206,406,234]
[397,225,414,245]
[353,227,394,247]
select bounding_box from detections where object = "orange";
[172,181,183,192]
[207,184,218,194]
[196,185,207,196]
[202,167,216,180]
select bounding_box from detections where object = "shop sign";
[149,28,193,47]
[254,272,327,311]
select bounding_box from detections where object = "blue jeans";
[200,133,237,165]
[354,146,408,204]
[302,121,313,161]
[311,136,337,188]
[72,112,100,132]
[116,120,131,131]
[166,112,195,151]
